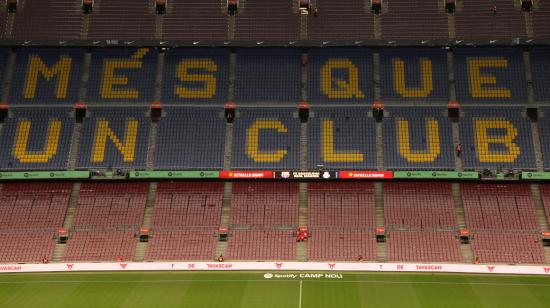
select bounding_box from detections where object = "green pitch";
[0,271,549,308]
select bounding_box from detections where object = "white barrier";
[1,262,550,275]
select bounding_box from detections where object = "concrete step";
[220,182,232,227]
[215,240,228,260]
[452,183,467,229]
[63,183,81,229]
[531,184,549,231]
[545,247,550,264]
[461,243,474,263]
[375,182,384,227]
[376,242,387,262]
[299,182,308,226]
[51,243,66,263]
[133,242,148,262]
[223,123,233,169]
[296,242,308,262]
[300,122,308,170]
[141,182,157,228]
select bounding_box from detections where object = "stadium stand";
[459,107,536,170]
[9,48,84,104]
[381,0,448,39]
[537,108,550,170]
[455,0,526,39]
[154,107,226,170]
[151,182,224,228]
[231,107,300,169]
[88,0,156,40]
[162,0,228,41]
[0,107,74,170]
[307,48,374,104]
[308,230,376,261]
[0,48,10,97]
[533,0,550,39]
[63,231,136,262]
[307,0,374,40]
[469,232,544,264]
[308,107,376,170]
[383,182,457,229]
[87,48,157,103]
[534,184,550,228]
[234,49,302,103]
[453,48,528,103]
[0,183,71,263]
[71,183,148,229]
[76,107,150,170]
[227,230,296,260]
[12,0,83,40]
[460,183,538,231]
[230,182,298,227]
[382,107,454,170]
[530,47,550,102]
[144,230,218,261]
[161,48,229,104]
[379,48,448,101]
[235,0,299,41]
[308,182,375,228]
[387,230,462,262]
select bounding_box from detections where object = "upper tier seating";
[0,107,74,170]
[163,0,228,41]
[76,107,150,170]
[71,182,148,229]
[530,48,550,102]
[154,107,226,170]
[307,0,374,40]
[383,108,454,170]
[231,108,300,169]
[455,0,526,39]
[151,182,224,228]
[230,182,298,227]
[383,182,457,229]
[460,183,538,231]
[381,0,448,39]
[308,107,376,170]
[234,49,302,103]
[235,0,299,41]
[459,107,536,170]
[533,0,550,39]
[308,182,375,228]
[88,0,155,40]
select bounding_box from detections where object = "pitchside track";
[0,272,549,307]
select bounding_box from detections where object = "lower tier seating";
[308,230,376,261]
[62,231,136,262]
[387,231,463,263]
[227,230,296,261]
[470,233,544,264]
[0,232,56,263]
[144,230,218,261]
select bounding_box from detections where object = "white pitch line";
[298,280,303,308]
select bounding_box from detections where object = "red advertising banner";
[219,171,274,179]
[338,171,393,179]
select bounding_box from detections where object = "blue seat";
[161,48,229,104]
[536,108,550,170]
[530,47,550,102]
[234,48,302,103]
[76,107,150,169]
[231,107,300,169]
[154,107,226,170]
[0,107,74,170]
[383,107,454,170]
[308,107,376,169]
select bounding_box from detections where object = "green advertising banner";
[130,171,220,179]
[521,172,550,180]
[393,171,479,179]
[0,171,90,180]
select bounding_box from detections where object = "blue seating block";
[307,48,374,104]
[231,107,300,169]
[154,107,226,169]
[536,108,550,170]
[380,49,448,102]
[308,107,376,169]
[162,48,229,104]
[0,107,74,170]
[383,108,454,170]
[76,107,150,169]
[87,48,157,103]
[234,49,302,103]
[530,47,550,102]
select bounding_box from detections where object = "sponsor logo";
[120,263,128,270]
[0,265,21,271]
[264,273,273,279]
[338,171,393,179]
[487,266,495,272]
[415,265,442,271]
[543,267,550,274]
[397,265,404,270]
[322,172,331,179]
[328,263,336,270]
[66,264,74,270]
[276,262,283,269]
[281,172,290,179]
[207,263,233,269]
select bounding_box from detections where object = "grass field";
[1,271,549,307]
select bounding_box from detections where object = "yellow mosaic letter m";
[23,55,72,99]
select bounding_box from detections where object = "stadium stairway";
[134,242,147,262]
[375,182,387,262]
[146,122,158,170]
[531,184,550,230]
[215,182,233,258]
[133,182,157,262]
[299,12,307,40]
[447,6,456,39]
[530,119,545,172]
[68,123,82,170]
[376,121,384,170]
[52,183,82,262]
[300,122,307,170]
[224,123,233,169]
[453,183,475,263]
[297,182,308,261]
